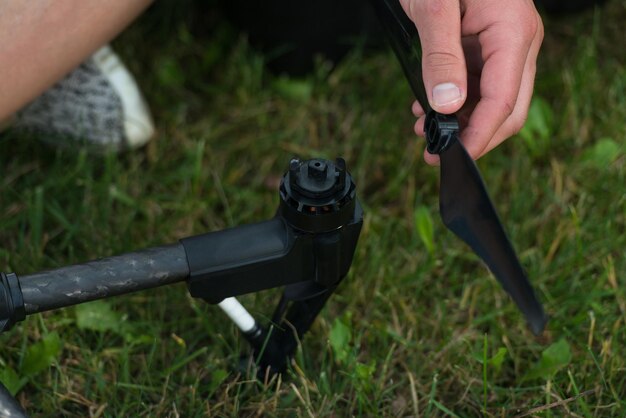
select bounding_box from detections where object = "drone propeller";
[371,0,547,334]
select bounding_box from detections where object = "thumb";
[400,0,467,114]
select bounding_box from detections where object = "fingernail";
[432,83,462,107]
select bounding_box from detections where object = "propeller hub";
[425,111,459,154]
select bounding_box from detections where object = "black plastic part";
[183,157,363,374]
[183,204,363,304]
[438,138,548,334]
[425,111,460,155]
[0,272,25,333]
[248,287,337,377]
[18,244,189,314]
[184,158,362,304]
[237,158,363,374]
[184,218,304,304]
[0,380,28,418]
[370,0,430,112]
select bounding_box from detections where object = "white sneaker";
[13,45,155,152]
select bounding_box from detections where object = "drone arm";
[183,217,315,304]
[0,380,27,418]
[1,213,355,334]
[1,215,332,330]
[1,157,363,390]
[18,244,189,315]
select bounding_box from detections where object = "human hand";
[399,0,544,165]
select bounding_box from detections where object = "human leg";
[0,0,153,122]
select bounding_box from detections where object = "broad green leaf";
[518,97,553,158]
[488,347,508,376]
[582,137,621,169]
[108,185,137,208]
[208,368,229,393]
[123,333,155,345]
[355,361,376,381]
[523,339,572,381]
[329,318,351,364]
[0,366,28,396]
[272,77,312,102]
[75,300,122,333]
[414,205,435,255]
[472,346,507,375]
[21,332,62,377]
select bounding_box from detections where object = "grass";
[1,1,625,416]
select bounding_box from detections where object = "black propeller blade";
[371,0,548,334]
[426,113,548,334]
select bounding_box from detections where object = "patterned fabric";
[15,56,127,150]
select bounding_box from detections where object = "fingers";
[404,0,543,165]
[477,12,544,158]
[459,2,541,159]
[412,100,424,117]
[400,0,467,114]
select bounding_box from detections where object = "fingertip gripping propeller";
[425,112,548,335]
[370,0,547,334]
